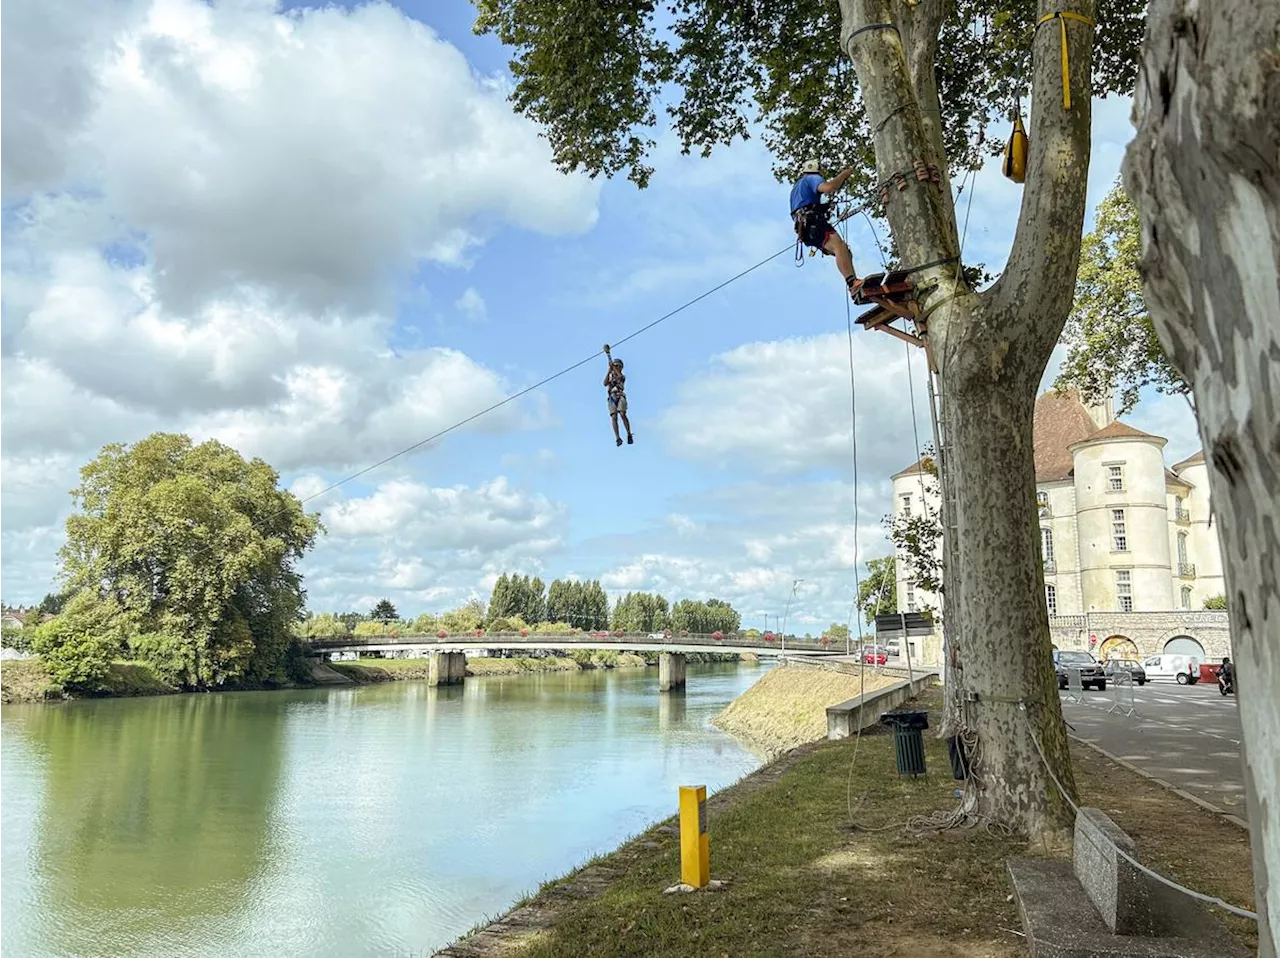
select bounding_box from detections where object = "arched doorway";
[1163,635,1206,659]
[1099,635,1139,661]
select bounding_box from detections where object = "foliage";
[1056,181,1189,414]
[610,592,671,632]
[2,625,32,653]
[30,591,129,691]
[488,573,548,626]
[670,598,741,635]
[294,612,354,638]
[440,598,487,634]
[411,612,439,633]
[473,0,1144,188]
[885,455,943,600]
[546,578,610,630]
[56,434,321,689]
[369,599,399,624]
[38,590,71,616]
[338,611,364,632]
[1203,594,1228,611]
[826,623,850,641]
[487,615,531,633]
[855,557,899,625]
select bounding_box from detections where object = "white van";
[1141,653,1201,684]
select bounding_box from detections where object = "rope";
[846,21,899,45]
[1035,11,1096,110]
[1025,713,1259,922]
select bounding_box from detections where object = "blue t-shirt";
[789,173,824,214]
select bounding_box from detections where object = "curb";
[1069,734,1250,831]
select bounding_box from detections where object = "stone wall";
[1049,610,1232,660]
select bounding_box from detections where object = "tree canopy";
[487,573,548,625]
[670,598,741,634]
[53,433,321,689]
[370,599,399,624]
[855,556,898,624]
[1056,180,1189,414]
[610,591,672,632]
[475,0,1144,188]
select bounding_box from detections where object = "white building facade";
[889,390,1229,661]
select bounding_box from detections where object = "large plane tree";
[477,0,1144,838]
[1124,0,1279,949]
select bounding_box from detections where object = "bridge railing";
[301,630,839,654]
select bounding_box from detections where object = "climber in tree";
[790,159,862,297]
[602,346,633,447]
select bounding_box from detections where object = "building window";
[1174,496,1189,522]
[1041,527,1055,571]
[1045,584,1057,616]
[1181,586,1192,610]
[901,494,912,517]
[1036,490,1049,514]
[1177,532,1188,565]
[906,584,917,612]
[1111,509,1128,552]
[1108,464,1125,491]
[1116,570,1133,612]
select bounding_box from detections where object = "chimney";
[1083,389,1115,430]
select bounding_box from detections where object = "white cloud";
[454,287,487,322]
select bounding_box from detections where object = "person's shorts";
[608,395,628,415]
[794,210,835,253]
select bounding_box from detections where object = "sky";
[0,0,1200,632]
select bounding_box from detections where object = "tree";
[338,611,364,632]
[855,557,899,624]
[440,598,486,633]
[294,613,354,638]
[1124,0,1280,947]
[38,590,70,617]
[611,592,671,632]
[826,622,850,641]
[885,455,943,601]
[670,598,742,635]
[475,0,1148,837]
[58,434,320,689]
[1055,181,1188,414]
[31,591,129,690]
[370,599,398,624]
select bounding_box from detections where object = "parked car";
[1103,658,1147,685]
[861,646,888,665]
[885,638,902,657]
[1053,649,1106,691]
[1141,653,1200,684]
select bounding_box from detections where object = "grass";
[712,665,896,756]
[444,685,1257,958]
[1,658,174,703]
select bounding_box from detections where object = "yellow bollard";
[679,785,710,888]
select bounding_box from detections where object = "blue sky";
[0,0,1199,631]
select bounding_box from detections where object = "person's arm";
[818,167,854,194]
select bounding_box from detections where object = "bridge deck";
[305,633,845,658]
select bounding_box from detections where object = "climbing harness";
[1002,101,1028,183]
[1035,10,1096,110]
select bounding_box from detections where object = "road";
[1060,680,1246,819]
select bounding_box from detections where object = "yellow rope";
[1035,11,1096,110]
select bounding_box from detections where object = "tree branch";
[992,0,1096,356]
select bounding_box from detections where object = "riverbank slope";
[711,662,895,756]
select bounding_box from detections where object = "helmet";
[614,359,624,369]
[801,158,823,175]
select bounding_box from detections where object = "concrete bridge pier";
[429,651,466,687]
[659,652,686,692]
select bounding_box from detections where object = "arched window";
[1045,584,1057,616]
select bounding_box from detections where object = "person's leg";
[609,405,623,445]
[619,409,633,442]
[823,231,858,287]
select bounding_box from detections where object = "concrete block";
[429,651,466,687]
[659,652,686,692]
[1075,807,1149,934]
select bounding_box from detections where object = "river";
[1,662,768,957]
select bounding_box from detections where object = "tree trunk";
[841,0,1094,837]
[1123,0,1280,950]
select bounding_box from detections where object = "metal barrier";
[1066,667,1085,704]
[1108,669,1135,716]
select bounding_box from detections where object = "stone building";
[889,389,1230,663]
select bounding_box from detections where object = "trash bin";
[881,709,928,777]
[946,734,970,781]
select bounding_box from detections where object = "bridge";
[303,630,846,691]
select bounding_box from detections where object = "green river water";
[1,663,768,957]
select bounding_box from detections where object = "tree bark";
[842,0,1095,835]
[1123,0,1280,951]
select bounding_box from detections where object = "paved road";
[1060,681,1246,818]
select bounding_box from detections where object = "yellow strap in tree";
[1035,11,1096,110]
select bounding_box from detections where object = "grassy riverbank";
[711,664,895,756]
[327,651,650,684]
[2,658,176,703]
[441,686,1257,957]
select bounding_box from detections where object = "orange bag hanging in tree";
[1002,105,1028,183]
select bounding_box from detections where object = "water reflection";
[2,663,766,957]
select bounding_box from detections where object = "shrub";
[519,628,529,637]
[436,630,448,638]
[712,630,724,640]
[2,625,32,653]
[31,591,128,691]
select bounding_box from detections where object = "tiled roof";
[892,456,935,480]
[1082,420,1163,442]
[1033,390,1099,482]
[1165,468,1193,487]
[1172,450,1206,470]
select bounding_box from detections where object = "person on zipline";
[790,159,862,298]
[603,349,634,447]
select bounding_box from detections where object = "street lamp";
[780,579,803,654]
